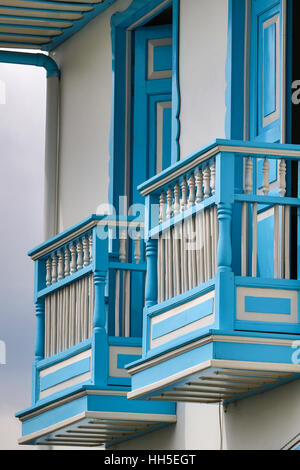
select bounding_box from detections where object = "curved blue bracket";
[0,51,60,78]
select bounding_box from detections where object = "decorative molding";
[128,333,300,375]
[128,357,300,400]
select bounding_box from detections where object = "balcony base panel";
[17,388,176,447]
[128,333,300,403]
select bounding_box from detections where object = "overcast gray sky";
[0,62,46,450]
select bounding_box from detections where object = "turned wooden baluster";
[245,156,253,194]
[262,157,270,195]
[196,168,203,204]
[51,252,58,284]
[159,190,166,223]
[134,230,141,264]
[210,160,216,195]
[166,186,173,219]
[203,165,211,199]
[70,243,77,274]
[279,159,286,197]
[57,249,64,281]
[89,233,93,263]
[173,182,181,296]
[119,229,127,263]
[64,245,70,277]
[83,235,90,267]
[181,177,188,293]
[188,174,196,289]
[46,257,52,286]
[76,239,83,270]
[158,191,166,302]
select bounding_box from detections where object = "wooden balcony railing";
[138,139,300,313]
[29,215,144,361]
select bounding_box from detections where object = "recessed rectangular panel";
[236,287,298,323]
[153,44,172,72]
[148,38,172,80]
[263,22,276,117]
[156,100,172,174]
[245,296,291,314]
[262,14,280,128]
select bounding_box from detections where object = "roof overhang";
[0,0,116,51]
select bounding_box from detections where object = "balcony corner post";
[34,298,45,363]
[215,151,235,330]
[145,238,158,308]
[92,230,109,386]
[217,203,233,272]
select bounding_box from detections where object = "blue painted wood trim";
[147,279,215,318]
[19,390,175,438]
[235,276,300,289]
[285,0,293,145]
[92,233,109,387]
[171,0,180,164]
[34,298,45,362]
[235,193,300,206]
[29,214,137,258]
[225,0,246,140]
[128,324,300,372]
[40,357,91,392]
[0,50,60,77]
[111,0,172,30]
[28,214,101,257]
[145,238,158,307]
[109,262,147,272]
[17,383,133,419]
[37,340,92,371]
[138,138,300,195]
[108,376,131,386]
[108,336,142,347]
[235,319,300,335]
[36,265,93,298]
[109,0,180,209]
[152,298,214,340]
[117,354,141,369]
[244,296,291,314]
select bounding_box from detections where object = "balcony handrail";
[149,195,216,239]
[29,214,144,260]
[138,139,300,196]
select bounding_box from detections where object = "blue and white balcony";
[127,139,300,405]
[16,215,175,447]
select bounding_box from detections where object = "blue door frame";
[109,0,180,215]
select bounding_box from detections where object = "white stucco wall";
[179,0,228,159]
[51,0,132,232]
[223,378,300,450]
